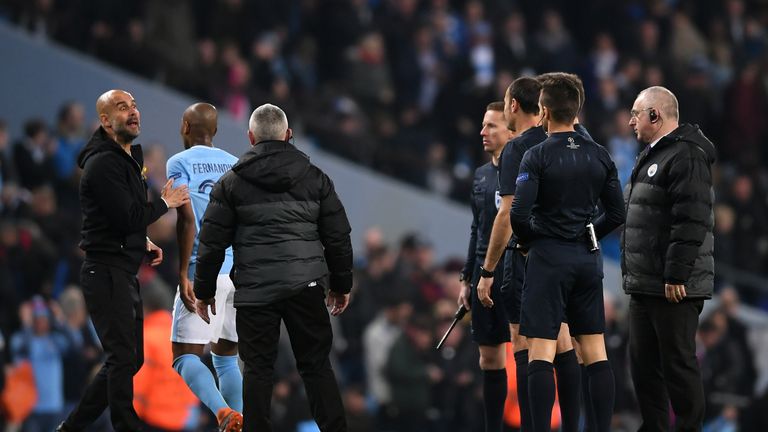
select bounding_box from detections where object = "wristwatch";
[479,266,495,278]
[458,272,467,283]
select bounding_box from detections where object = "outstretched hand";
[162,178,190,208]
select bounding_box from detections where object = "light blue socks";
[173,354,228,414]
[212,353,243,412]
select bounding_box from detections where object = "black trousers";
[237,285,346,432]
[65,261,144,432]
[629,294,705,432]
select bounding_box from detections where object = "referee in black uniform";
[482,75,586,432]
[458,101,514,432]
[510,76,625,432]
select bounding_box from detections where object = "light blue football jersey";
[166,145,238,279]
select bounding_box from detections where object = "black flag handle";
[436,304,468,350]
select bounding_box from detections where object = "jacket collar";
[250,140,295,155]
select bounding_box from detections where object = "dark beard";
[114,125,139,143]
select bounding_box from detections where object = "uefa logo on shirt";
[647,163,658,177]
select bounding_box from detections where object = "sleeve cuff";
[329,272,353,294]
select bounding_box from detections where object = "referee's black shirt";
[510,131,625,244]
[462,161,501,276]
[498,126,547,197]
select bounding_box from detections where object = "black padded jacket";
[621,124,716,298]
[194,141,353,306]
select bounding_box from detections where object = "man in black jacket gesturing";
[194,103,353,432]
[59,89,189,432]
[624,86,716,432]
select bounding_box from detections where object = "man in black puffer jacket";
[623,86,716,432]
[194,103,353,432]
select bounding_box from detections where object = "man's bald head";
[96,90,134,116]
[96,89,140,145]
[637,86,679,121]
[181,103,218,148]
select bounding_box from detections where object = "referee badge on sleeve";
[495,190,501,209]
[516,172,529,183]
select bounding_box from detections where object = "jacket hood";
[77,127,140,168]
[668,123,717,164]
[232,140,311,192]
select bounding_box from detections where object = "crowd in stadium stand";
[2,0,768,431]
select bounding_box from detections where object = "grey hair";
[248,104,289,142]
[638,86,679,121]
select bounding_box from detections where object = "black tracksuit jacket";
[78,127,168,273]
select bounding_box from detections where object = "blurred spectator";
[534,9,577,72]
[133,280,199,431]
[57,287,102,419]
[431,300,480,432]
[186,38,225,101]
[12,119,55,191]
[425,141,454,197]
[589,33,619,81]
[669,12,709,76]
[343,385,374,432]
[603,291,636,428]
[0,220,57,300]
[145,0,196,85]
[396,233,442,311]
[607,110,640,187]
[10,296,76,432]
[113,18,157,80]
[494,11,533,75]
[384,314,442,432]
[363,297,412,428]
[699,309,754,431]
[248,32,289,103]
[345,32,395,117]
[52,102,86,184]
[727,175,768,276]
[12,0,57,40]
[635,19,671,73]
[723,61,768,167]
[714,203,735,262]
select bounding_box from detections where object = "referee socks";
[582,364,597,431]
[482,368,507,432]
[586,360,615,432]
[554,349,581,432]
[513,350,532,432]
[528,360,555,432]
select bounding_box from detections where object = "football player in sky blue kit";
[166,103,243,432]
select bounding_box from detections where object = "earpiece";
[649,108,658,123]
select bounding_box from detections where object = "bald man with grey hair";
[624,86,717,431]
[195,103,353,431]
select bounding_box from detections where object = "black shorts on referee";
[469,259,510,345]
[519,238,605,340]
[500,248,525,324]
